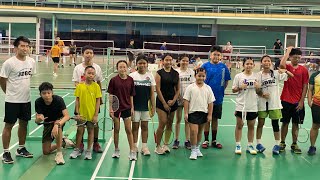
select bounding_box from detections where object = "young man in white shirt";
[0,36,36,164]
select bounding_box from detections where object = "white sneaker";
[55,152,65,165]
[63,138,75,149]
[141,147,151,156]
[196,146,203,157]
[154,146,165,155]
[129,151,137,161]
[235,145,242,155]
[112,149,120,158]
[84,150,92,160]
[189,150,197,160]
[162,145,170,153]
[70,148,82,159]
[246,145,257,155]
[53,73,58,77]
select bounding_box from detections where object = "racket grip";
[154,133,157,143]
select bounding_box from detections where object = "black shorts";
[156,97,178,113]
[42,123,65,143]
[281,101,305,124]
[69,51,76,55]
[311,104,320,124]
[235,111,258,121]
[52,57,59,63]
[4,102,31,124]
[115,109,131,119]
[213,104,222,119]
[188,111,208,125]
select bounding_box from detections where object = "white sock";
[236,142,241,146]
[275,140,280,144]
[3,149,9,153]
[248,142,253,146]
[142,143,147,148]
[191,145,196,150]
[257,139,261,144]
[18,145,25,150]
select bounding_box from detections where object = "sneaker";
[2,152,14,164]
[212,141,223,149]
[55,152,65,165]
[291,143,302,154]
[279,142,286,152]
[141,147,151,156]
[129,151,137,161]
[202,141,209,149]
[84,150,92,160]
[172,140,180,149]
[93,142,103,153]
[196,146,203,157]
[246,145,257,155]
[308,146,316,156]
[162,145,170,153]
[235,145,242,155]
[189,150,197,160]
[112,149,120,158]
[70,148,82,159]
[63,138,75,149]
[16,147,33,158]
[272,145,280,155]
[154,146,165,155]
[185,140,191,150]
[133,146,138,153]
[53,73,58,77]
[79,143,84,153]
[256,143,266,153]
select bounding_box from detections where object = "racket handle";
[154,133,157,143]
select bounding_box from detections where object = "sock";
[204,131,209,141]
[248,142,253,146]
[212,130,217,141]
[191,145,197,150]
[134,143,137,147]
[257,139,261,144]
[236,142,241,146]
[164,129,172,144]
[18,145,25,150]
[3,149,9,153]
[275,140,280,145]
[142,143,147,148]
[94,138,98,143]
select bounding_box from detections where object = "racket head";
[70,115,87,126]
[109,94,119,113]
[298,127,309,143]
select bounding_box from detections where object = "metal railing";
[0,0,320,15]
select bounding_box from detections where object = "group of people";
[1,36,319,166]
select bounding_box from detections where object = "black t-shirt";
[156,68,179,101]
[35,95,66,122]
[274,42,282,50]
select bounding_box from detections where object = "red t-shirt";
[107,75,135,112]
[280,64,309,104]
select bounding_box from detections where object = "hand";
[131,108,135,121]
[51,124,59,139]
[207,115,212,122]
[167,100,175,107]
[150,107,155,118]
[240,82,248,90]
[74,114,81,121]
[296,101,304,111]
[163,103,171,112]
[37,114,48,122]
[109,111,115,119]
[286,46,294,53]
[277,67,287,74]
[308,100,313,108]
[92,115,98,124]
[184,114,188,122]
[254,80,261,89]
[263,93,270,99]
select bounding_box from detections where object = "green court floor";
[0,56,319,180]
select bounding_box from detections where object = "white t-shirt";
[232,72,258,112]
[72,63,103,83]
[183,83,215,113]
[0,56,35,103]
[257,70,288,111]
[176,68,195,105]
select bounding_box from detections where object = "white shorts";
[133,111,151,122]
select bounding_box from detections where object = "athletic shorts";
[156,98,178,113]
[52,57,59,63]
[258,109,282,119]
[42,123,65,143]
[4,102,31,124]
[213,104,222,119]
[280,101,305,124]
[115,109,131,119]
[188,111,208,125]
[235,111,258,121]
[133,111,150,122]
[311,104,320,124]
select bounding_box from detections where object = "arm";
[35,113,47,124]
[173,78,180,103]
[308,84,314,108]
[183,100,189,122]
[224,81,229,90]
[155,73,167,106]
[150,85,156,117]
[273,45,275,50]
[130,96,134,117]
[0,77,7,93]
[97,80,103,104]
[207,102,213,122]
[278,68,294,78]
[279,46,293,69]
[92,98,100,123]
[299,83,308,107]
[75,97,80,115]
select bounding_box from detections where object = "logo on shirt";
[18,68,32,77]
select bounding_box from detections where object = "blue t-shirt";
[202,62,231,105]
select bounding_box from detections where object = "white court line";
[301,156,312,165]
[231,99,236,104]
[90,136,114,180]
[128,128,141,180]
[0,93,71,156]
